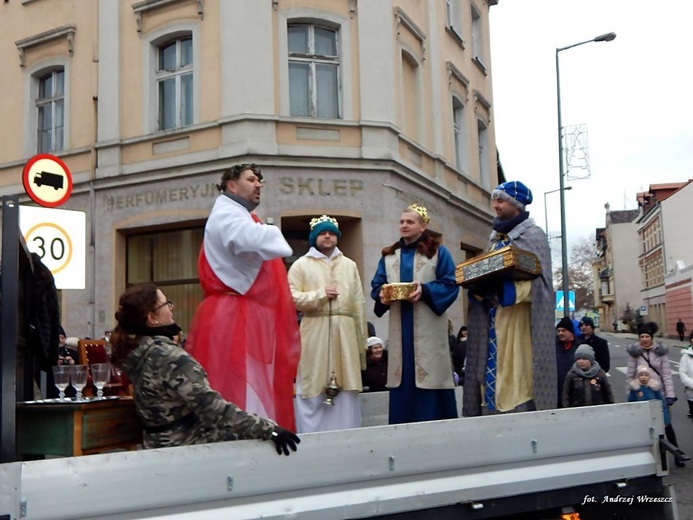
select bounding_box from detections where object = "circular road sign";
[22,153,73,208]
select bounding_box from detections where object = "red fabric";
[186,215,300,431]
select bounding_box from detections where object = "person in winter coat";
[626,321,683,467]
[111,283,300,455]
[562,345,614,408]
[577,316,610,373]
[629,365,670,425]
[680,331,693,420]
[361,337,388,392]
[555,317,578,408]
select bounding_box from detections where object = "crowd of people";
[97,164,688,467]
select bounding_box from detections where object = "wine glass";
[52,365,70,401]
[69,365,88,400]
[91,363,111,399]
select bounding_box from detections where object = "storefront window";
[126,227,203,332]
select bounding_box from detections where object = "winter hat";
[556,317,575,335]
[636,365,650,376]
[308,215,341,247]
[491,181,533,210]
[58,325,66,337]
[637,321,658,337]
[575,344,595,362]
[580,316,595,329]
[367,336,384,349]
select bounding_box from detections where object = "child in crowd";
[562,344,614,408]
[628,365,670,426]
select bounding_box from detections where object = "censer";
[323,372,341,406]
[323,300,341,406]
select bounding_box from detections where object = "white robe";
[288,247,367,433]
[204,195,292,294]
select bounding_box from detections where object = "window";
[477,119,490,188]
[127,227,204,331]
[471,6,485,67]
[288,24,340,118]
[36,69,65,153]
[452,97,467,172]
[157,36,193,130]
[446,0,463,40]
[401,51,421,139]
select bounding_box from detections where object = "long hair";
[110,283,159,367]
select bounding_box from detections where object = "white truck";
[0,398,685,520]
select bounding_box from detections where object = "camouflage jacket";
[121,335,276,449]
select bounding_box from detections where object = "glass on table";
[91,363,111,399]
[68,365,88,400]
[52,365,71,401]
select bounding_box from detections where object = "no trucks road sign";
[22,153,73,208]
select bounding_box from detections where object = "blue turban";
[309,220,341,247]
[492,181,533,209]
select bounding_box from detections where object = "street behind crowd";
[604,332,692,517]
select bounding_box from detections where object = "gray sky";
[489,0,693,258]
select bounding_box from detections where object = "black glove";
[666,396,678,406]
[271,426,300,456]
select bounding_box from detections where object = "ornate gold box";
[381,282,417,302]
[455,246,541,288]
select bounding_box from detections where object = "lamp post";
[543,186,573,237]
[556,31,616,317]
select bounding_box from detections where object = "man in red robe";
[186,164,300,431]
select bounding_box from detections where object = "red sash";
[187,214,300,430]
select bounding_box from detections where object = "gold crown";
[309,215,339,229]
[407,204,430,223]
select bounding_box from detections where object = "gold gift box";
[455,246,541,288]
[381,282,417,302]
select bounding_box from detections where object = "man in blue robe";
[370,204,460,424]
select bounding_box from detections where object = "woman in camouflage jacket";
[110,283,299,455]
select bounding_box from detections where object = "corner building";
[0,0,500,338]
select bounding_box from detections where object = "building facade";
[594,207,639,331]
[660,181,693,337]
[0,0,500,338]
[635,182,688,336]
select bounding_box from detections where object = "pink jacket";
[625,342,675,399]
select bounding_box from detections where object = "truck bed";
[0,401,675,519]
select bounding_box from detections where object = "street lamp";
[556,31,616,317]
[543,186,573,236]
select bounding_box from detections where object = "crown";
[407,204,430,223]
[309,215,339,229]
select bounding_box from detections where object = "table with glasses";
[16,397,143,458]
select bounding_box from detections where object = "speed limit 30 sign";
[19,205,86,289]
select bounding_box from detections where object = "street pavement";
[603,332,692,519]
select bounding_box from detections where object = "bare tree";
[553,237,596,312]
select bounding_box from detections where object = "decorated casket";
[455,246,541,288]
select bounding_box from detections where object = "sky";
[489,0,693,259]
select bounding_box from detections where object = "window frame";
[156,36,194,131]
[36,68,66,153]
[400,48,423,142]
[477,118,490,189]
[23,58,70,156]
[142,23,199,135]
[287,23,341,119]
[445,0,464,44]
[452,96,468,173]
[278,9,352,120]
[471,4,486,70]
